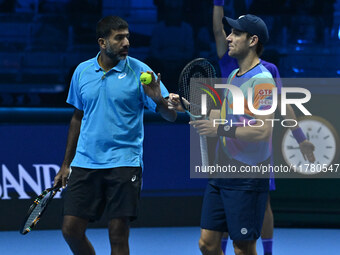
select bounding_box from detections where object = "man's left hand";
[141,71,163,103]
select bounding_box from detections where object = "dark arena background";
[0,0,340,254]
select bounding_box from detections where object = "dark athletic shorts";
[63,166,142,222]
[200,183,268,241]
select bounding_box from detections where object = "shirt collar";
[94,52,127,73]
[94,52,102,71]
[113,58,127,73]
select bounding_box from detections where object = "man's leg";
[261,195,273,255]
[233,240,257,255]
[108,217,130,255]
[62,215,95,255]
[199,229,224,255]
[220,188,268,255]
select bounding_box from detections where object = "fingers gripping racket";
[20,185,61,235]
[178,58,217,167]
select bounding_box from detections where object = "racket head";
[19,186,59,235]
[178,58,217,119]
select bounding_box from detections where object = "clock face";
[282,116,339,175]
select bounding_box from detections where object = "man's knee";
[233,240,257,255]
[62,224,84,241]
[62,216,87,241]
[199,237,220,254]
[109,232,128,246]
[108,218,129,245]
[199,238,210,253]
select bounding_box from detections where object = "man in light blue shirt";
[54,16,176,255]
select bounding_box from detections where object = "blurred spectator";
[38,0,69,13]
[67,0,102,46]
[285,0,317,43]
[153,0,166,22]
[249,0,285,15]
[0,0,15,13]
[186,0,217,63]
[249,0,286,44]
[148,0,194,90]
[233,0,247,18]
[311,0,335,44]
[15,0,36,12]
[285,0,335,44]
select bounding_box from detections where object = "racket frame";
[177,58,216,167]
[19,186,60,235]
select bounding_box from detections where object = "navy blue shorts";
[64,166,142,222]
[200,183,268,241]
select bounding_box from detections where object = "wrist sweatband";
[292,127,307,144]
[214,0,224,6]
[217,124,237,138]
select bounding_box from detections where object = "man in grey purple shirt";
[212,1,315,255]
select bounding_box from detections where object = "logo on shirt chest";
[118,73,127,79]
[258,89,272,96]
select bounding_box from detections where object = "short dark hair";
[247,33,264,57]
[96,16,129,40]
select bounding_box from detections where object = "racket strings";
[179,60,216,116]
[23,192,52,230]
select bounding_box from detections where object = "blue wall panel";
[0,121,206,201]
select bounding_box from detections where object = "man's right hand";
[168,93,189,112]
[54,165,71,189]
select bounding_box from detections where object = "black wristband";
[217,124,237,138]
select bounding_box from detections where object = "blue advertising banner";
[0,109,208,230]
[0,125,68,200]
[0,122,207,201]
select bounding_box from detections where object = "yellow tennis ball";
[140,72,152,85]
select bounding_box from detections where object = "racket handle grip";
[200,135,209,167]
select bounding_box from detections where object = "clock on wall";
[281,115,340,175]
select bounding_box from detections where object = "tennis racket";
[178,58,217,167]
[19,185,60,235]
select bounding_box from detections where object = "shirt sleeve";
[66,67,83,110]
[267,65,282,95]
[261,61,282,95]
